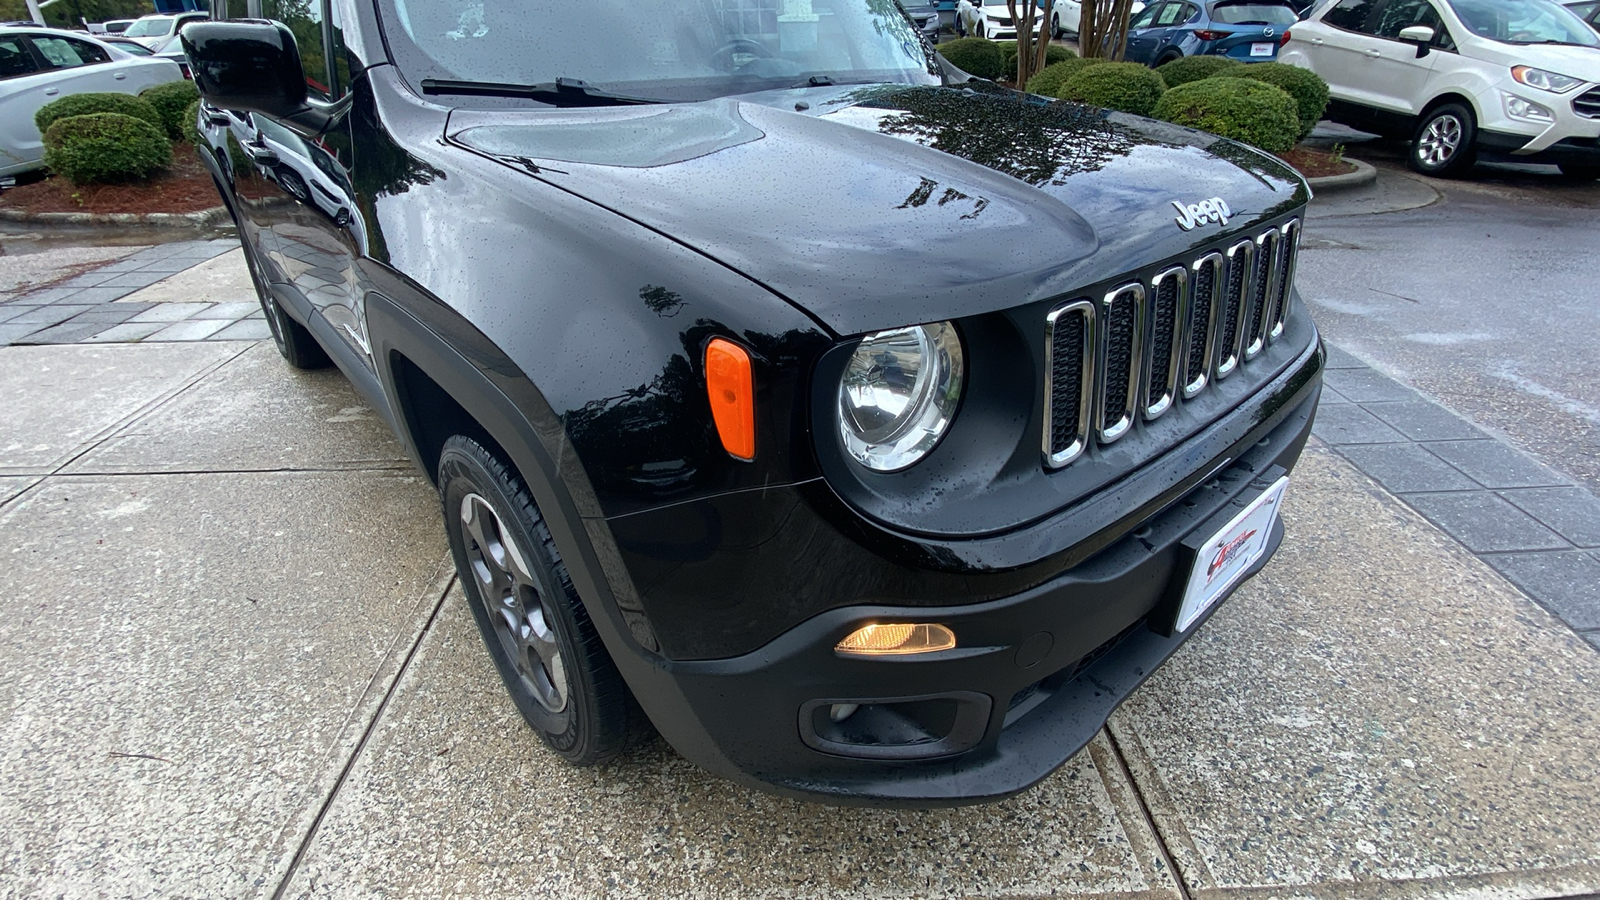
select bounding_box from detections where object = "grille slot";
[1576,87,1600,119]
[1044,301,1095,466]
[1244,229,1278,360]
[1098,284,1144,443]
[1184,252,1224,398]
[1040,221,1300,469]
[1143,266,1186,420]
[1269,219,1299,341]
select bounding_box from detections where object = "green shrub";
[938,36,1006,80]
[1001,40,1077,80]
[42,113,171,185]
[182,99,202,146]
[34,92,163,135]
[1055,62,1167,117]
[1151,77,1301,154]
[1218,62,1330,138]
[139,80,201,140]
[1025,56,1108,97]
[1154,55,1242,87]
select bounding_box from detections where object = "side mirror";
[1397,24,1434,57]
[181,20,332,134]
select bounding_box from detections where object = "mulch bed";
[1282,145,1358,179]
[0,143,220,216]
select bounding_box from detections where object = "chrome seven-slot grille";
[1044,218,1301,468]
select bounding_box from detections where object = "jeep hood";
[448,84,1309,336]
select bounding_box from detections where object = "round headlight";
[838,322,964,472]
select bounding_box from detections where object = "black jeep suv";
[184,0,1322,807]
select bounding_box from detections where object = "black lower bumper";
[1478,130,1600,167]
[612,349,1320,806]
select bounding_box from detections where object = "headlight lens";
[1510,65,1583,93]
[838,321,964,472]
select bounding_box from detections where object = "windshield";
[1211,2,1300,24]
[1446,0,1599,43]
[380,0,941,103]
[123,17,174,37]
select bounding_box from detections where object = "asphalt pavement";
[3,149,1600,898]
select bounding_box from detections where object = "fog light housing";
[1503,93,1553,122]
[835,622,956,657]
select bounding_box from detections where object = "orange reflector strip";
[705,338,755,461]
[835,623,957,657]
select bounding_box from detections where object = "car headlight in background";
[1510,65,1583,93]
[838,321,964,472]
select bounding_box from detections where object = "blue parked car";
[1122,0,1299,66]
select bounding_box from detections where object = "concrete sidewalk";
[2,251,1599,899]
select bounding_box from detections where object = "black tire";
[1558,163,1600,182]
[439,435,635,765]
[237,228,330,369]
[1409,102,1477,177]
[1156,52,1181,67]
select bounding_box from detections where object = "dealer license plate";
[1173,476,1289,633]
[1250,42,1276,56]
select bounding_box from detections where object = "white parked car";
[1281,0,1600,178]
[1050,0,1148,37]
[0,26,183,178]
[120,13,209,50]
[968,0,1051,38]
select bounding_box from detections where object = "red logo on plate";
[1208,529,1258,580]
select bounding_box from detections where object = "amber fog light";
[835,623,956,657]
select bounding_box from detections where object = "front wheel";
[1409,103,1477,177]
[439,435,636,765]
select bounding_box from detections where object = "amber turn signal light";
[835,623,957,657]
[705,338,755,461]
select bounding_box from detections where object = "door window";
[1322,0,1378,31]
[1156,2,1190,24]
[1130,4,1164,27]
[1374,0,1455,46]
[0,37,40,80]
[262,0,334,100]
[30,36,113,69]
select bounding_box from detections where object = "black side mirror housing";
[181,20,333,134]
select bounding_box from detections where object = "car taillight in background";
[1280,28,1291,44]
[1193,28,1228,39]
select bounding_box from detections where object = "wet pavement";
[4,149,1600,898]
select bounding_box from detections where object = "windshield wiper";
[420,77,662,107]
[1511,39,1593,45]
[790,74,880,89]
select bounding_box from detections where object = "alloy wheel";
[460,492,569,714]
[1417,114,1462,168]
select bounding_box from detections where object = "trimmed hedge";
[42,113,172,184]
[182,99,202,146]
[1024,56,1108,97]
[1154,55,1242,87]
[1000,40,1077,80]
[938,36,1006,80]
[34,92,163,135]
[140,80,201,140]
[1152,77,1301,154]
[1217,62,1329,138]
[1055,62,1167,117]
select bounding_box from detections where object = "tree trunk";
[1007,0,1056,86]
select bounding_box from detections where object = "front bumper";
[612,338,1322,806]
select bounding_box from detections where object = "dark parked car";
[1124,0,1299,65]
[183,0,1322,807]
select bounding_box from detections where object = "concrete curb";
[0,205,229,229]
[1307,157,1377,193]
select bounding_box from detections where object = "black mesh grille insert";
[1576,87,1600,119]
[1218,253,1245,364]
[1246,238,1274,349]
[1187,262,1215,385]
[1102,293,1136,431]
[1272,231,1295,334]
[1049,308,1087,456]
[1146,276,1178,408]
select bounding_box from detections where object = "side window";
[327,0,354,99]
[1321,0,1377,32]
[262,0,333,101]
[1182,3,1203,22]
[1156,3,1189,25]
[30,36,112,68]
[1373,0,1453,46]
[1130,4,1164,28]
[0,36,40,80]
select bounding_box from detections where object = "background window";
[0,37,38,80]
[31,36,112,68]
